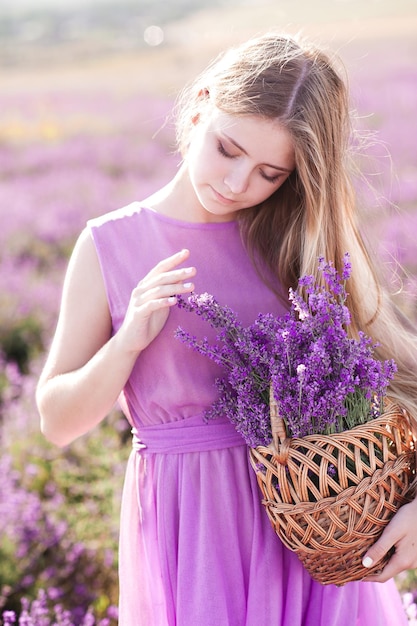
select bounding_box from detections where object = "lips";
[212,187,236,205]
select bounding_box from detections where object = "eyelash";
[217,141,281,184]
[217,141,233,159]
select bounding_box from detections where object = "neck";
[142,163,237,224]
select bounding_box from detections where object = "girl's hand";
[117,248,196,354]
[362,495,417,582]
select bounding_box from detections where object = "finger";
[361,500,415,576]
[139,256,196,294]
[157,267,196,289]
[150,281,195,303]
[137,295,179,312]
[362,522,401,573]
[364,563,396,583]
[362,548,398,583]
[133,277,195,306]
[148,249,191,276]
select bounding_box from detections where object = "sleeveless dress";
[88,203,407,626]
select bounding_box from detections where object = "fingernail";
[362,556,373,568]
[183,282,193,289]
[184,267,194,274]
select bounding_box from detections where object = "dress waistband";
[131,414,245,454]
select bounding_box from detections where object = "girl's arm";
[36,229,195,447]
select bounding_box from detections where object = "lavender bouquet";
[175,254,397,449]
[176,256,416,585]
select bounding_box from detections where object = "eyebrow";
[221,132,293,173]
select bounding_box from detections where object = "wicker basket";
[249,391,417,586]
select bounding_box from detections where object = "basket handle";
[269,385,289,460]
[269,385,287,450]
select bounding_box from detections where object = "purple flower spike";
[175,254,396,446]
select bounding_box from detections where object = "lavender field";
[1,9,417,624]
[0,89,178,624]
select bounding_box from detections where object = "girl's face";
[185,107,295,222]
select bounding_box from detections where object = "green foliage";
[0,316,44,374]
[1,388,130,620]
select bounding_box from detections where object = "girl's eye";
[218,139,282,184]
[217,141,235,159]
[260,171,280,184]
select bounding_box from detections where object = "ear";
[197,87,210,99]
[192,88,210,125]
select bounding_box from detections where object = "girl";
[36,33,417,625]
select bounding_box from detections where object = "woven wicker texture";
[249,395,416,585]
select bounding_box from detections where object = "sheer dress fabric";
[88,204,407,626]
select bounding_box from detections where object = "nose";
[223,165,250,195]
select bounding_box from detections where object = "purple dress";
[88,204,407,626]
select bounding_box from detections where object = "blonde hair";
[175,32,417,419]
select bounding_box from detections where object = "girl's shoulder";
[87,203,171,245]
[87,202,144,229]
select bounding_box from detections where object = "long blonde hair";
[175,32,417,419]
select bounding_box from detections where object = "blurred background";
[1,0,417,623]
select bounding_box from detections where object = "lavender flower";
[1,589,119,625]
[176,254,397,447]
